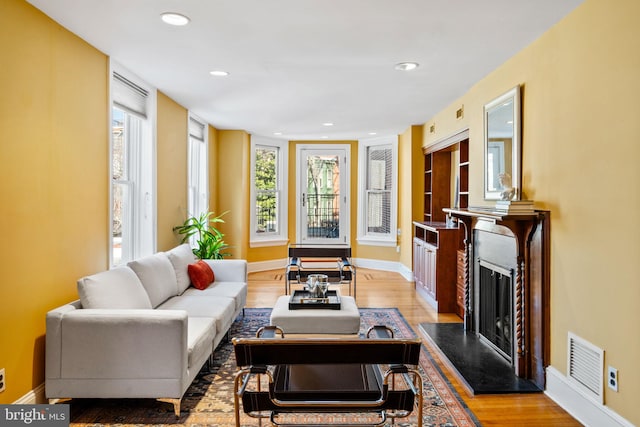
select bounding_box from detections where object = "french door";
[296,145,350,244]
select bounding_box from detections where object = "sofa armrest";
[46,307,188,381]
[203,259,247,283]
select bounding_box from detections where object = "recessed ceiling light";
[209,70,229,77]
[322,122,334,127]
[273,132,283,136]
[321,136,329,139]
[368,132,377,136]
[394,62,419,71]
[161,12,190,26]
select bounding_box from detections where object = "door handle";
[302,193,305,207]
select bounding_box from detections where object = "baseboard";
[352,258,412,281]
[248,257,414,283]
[247,258,288,273]
[545,366,634,427]
[14,383,46,404]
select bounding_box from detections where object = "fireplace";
[444,207,550,389]
[478,261,513,362]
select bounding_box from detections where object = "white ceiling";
[27,0,583,141]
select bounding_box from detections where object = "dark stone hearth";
[419,322,541,394]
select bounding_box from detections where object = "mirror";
[484,85,521,200]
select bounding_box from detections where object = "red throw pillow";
[187,260,215,290]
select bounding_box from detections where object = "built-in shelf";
[415,130,469,317]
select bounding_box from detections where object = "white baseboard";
[352,258,412,280]
[248,257,414,283]
[14,383,46,404]
[545,366,634,427]
[247,258,288,273]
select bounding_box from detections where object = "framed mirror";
[484,85,521,200]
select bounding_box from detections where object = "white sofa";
[45,244,247,416]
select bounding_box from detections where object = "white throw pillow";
[165,243,196,294]
[77,267,152,309]
[128,253,180,307]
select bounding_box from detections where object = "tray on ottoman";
[289,290,341,310]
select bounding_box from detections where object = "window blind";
[189,117,206,142]
[112,72,149,118]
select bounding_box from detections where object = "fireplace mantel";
[443,207,550,388]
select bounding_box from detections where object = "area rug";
[69,308,480,426]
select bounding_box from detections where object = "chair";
[232,326,424,426]
[285,244,356,297]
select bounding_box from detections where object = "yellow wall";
[208,126,219,215]
[398,126,423,268]
[0,0,109,403]
[216,130,250,260]
[156,93,188,251]
[423,0,640,422]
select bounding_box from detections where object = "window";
[188,114,208,218]
[110,64,156,266]
[250,137,288,246]
[357,136,397,246]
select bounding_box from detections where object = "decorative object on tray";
[305,273,329,298]
[289,290,341,310]
[494,199,535,214]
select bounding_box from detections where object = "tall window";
[110,66,156,266]
[250,137,288,246]
[357,136,397,246]
[188,115,208,218]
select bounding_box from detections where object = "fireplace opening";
[478,260,513,363]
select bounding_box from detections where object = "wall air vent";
[567,332,604,404]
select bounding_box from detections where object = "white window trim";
[357,136,398,247]
[250,136,289,247]
[109,61,157,267]
[187,112,209,219]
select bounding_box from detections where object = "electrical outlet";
[607,366,618,392]
[0,368,5,392]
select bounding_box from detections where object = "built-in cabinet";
[413,222,459,313]
[414,130,469,316]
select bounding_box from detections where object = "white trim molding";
[14,383,46,404]
[545,366,634,427]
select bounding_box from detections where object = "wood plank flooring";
[247,268,582,427]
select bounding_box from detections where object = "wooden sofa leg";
[157,398,181,417]
[209,351,215,372]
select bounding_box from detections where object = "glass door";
[296,145,350,244]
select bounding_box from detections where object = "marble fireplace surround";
[444,208,550,389]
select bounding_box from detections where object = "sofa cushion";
[165,244,196,294]
[77,267,152,309]
[158,295,236,336]
[128,253,179,308]
[187,260,215,290]
[182,282,247,312]
[187,317,216,369]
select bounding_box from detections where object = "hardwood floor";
[247,268,582,427]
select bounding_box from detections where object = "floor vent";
[567,332,603,404]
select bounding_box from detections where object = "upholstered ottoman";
[270,295,361,335]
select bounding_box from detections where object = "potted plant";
[173,211,230,259]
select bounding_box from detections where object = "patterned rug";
[69,308,480,426]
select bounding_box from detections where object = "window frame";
[187,113,209,219]
[250,136,288,247]
[357,136,398,246]
[109,61,157,267]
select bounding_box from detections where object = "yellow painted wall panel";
[217,130,250,260]
[0,0,108,403]
[156,92,188,251]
